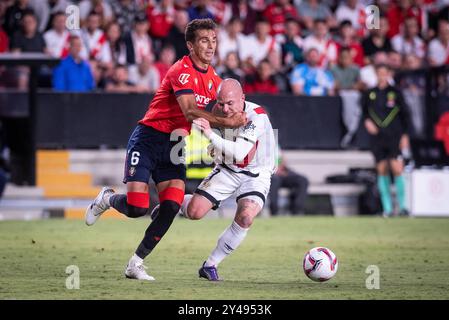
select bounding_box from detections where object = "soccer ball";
[303,247,338,282]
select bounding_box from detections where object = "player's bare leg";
[199,198,261,281]
[390,158,408,216]
[125,179,185,281]
[376,160,393,217]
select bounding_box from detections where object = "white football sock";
[205,221,249,267]
[180,194,193,219]
[130,253,143,265]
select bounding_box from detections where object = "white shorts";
[195,165,272,210]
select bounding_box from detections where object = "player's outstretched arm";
[177,94,247,128]
[193,118,254,162]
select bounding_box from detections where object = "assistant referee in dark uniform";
[361,63,410,217]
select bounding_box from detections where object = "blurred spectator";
[154,44,176,82]
[360,51,389,89]
[428,19,449,66]
[53,35,95,92]
[28,0,72,33]
[44,11,70,58]
[10,11,46,53]
[217,17,246,63]
[3,0,33,37]
[244,59,280,94]
[88,59,105,89]
[239,17,281,72]
[331,47,362,148]
[335,0,367,38]
[303,19,338,68]
[391,16,426,60]
[336,20,365,67]
[104,21,128,66]
[110,0,144,35]
[267,49,291,92]
[280,18,304,71]
[124,14,153,65]
[81,12,111,64]
[165,9,189,60]
[331,47,362,92]
[362,15,392,64]
[230,0,266,35]
[79,0,114,27]
[187,0,215,21]
[290,47,335,96]
[216,51,244,83]
[0,26,9,53]
[263,0,299,37]
[208,0,232,25]
[388,51,403,73]
[269,151,309,216]
[296,0,336,32]
[128,54,160,93]
[105,64,143,93]
[146,0,175,40]
[386,0,423,39]
[401,54,426,138]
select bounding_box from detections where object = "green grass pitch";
[1,216,449,300]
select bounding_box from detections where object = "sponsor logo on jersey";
[208,80,213,91]
[195,93,211,106]
[178,73,190,85]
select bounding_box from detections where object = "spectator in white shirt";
[239,17,281,72]
[128,54,160,93]
[81,11,111,64]
[428,19,449,66]
[79,0,114,27]
[391,16,426,60]
[302,19,338,68]
[125,15,153,65]
[335,0,366,37]
[44,11,71,58]
[217,17,247,64]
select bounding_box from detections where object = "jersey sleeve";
[236,114,265,144]
[167,64,195,97]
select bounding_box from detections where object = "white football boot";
[124,256,155,281]
[85,187,115,226]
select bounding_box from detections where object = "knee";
[187,201,205,220]
[235,211,255,228]
[127,205,148,218]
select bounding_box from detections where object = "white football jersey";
[215,101,278,175]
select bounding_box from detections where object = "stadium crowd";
[0,0,449,95]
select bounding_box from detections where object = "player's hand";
[207,143,215,158]
[364,119,379,135]
[226,112,247,128]
[193,118,212,137]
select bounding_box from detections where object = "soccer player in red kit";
[85,19,247,280]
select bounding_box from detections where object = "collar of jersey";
[188,55,208,74]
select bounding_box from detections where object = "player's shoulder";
[166,56,192,76]
[245,101,270,124]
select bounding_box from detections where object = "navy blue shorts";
[123,124,186,185]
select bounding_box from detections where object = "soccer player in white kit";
[182,78,277,281]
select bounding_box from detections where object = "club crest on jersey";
[208,80,213,91]
[129,166,136,177]
[194,78,198,85]
[243,120,255,133]
[178,73,190,85]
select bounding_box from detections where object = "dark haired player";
[85,19,247,280]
